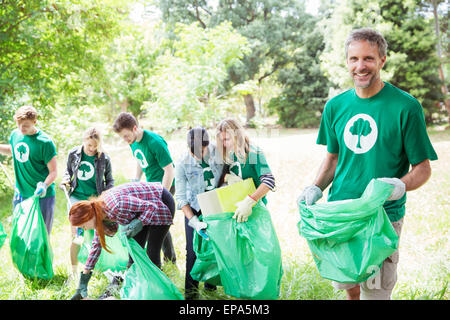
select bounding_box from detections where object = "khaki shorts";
[332,218,404,299]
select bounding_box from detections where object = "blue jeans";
[13,192,55,236]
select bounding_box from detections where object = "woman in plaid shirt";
[68,181,175,300]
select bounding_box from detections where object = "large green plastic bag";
[190,218,222,286]
[9,196,53,280]
[78,229,128,272]
[297,179,399,283]
[203,202,283,300]
[0,221,6,249]
[119,231,184,300]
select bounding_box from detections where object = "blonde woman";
[60,127,114,280]
[216,119,275,223]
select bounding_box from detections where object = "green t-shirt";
[71,151,98,200]
[229,145,272,204]
[130,130,174,184]
[317,82,438,222]
[9,128,57,198]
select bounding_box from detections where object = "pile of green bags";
[297,179,399,283]
[192,202,283,300]
[119,231,184,300]
[9,196,54,280]
[78,229,128,272]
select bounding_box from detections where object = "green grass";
[0,127,448,300]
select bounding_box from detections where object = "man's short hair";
[345,28,388,58]
[14,105,38,122]
[112,112,138,132]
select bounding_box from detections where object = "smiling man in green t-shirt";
[0,106,57,235]
[297,28,437,300]
[113,112,176,264]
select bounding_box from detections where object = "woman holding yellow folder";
[215,118,276,223]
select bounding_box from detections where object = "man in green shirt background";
[0,105,58,235]
[297,28,438,300]
[113,112,176,264]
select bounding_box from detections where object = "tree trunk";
[432,0,450,125]
[244,93,256,126]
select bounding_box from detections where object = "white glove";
[377,177,405,201]
[188,215,208,234]
[34,181,48,198]
[233,195,257,223]
[224,173,242,185]
[297,185,323,206]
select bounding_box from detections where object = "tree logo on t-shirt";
[229,161,242,178]
[134,149,148,168]
[14,142,30,163]
[77,161,95,181]
[343,114,378,154]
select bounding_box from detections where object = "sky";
[130,0,322,23]
[305,0,320,16]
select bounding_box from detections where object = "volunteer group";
[0,28,437,300]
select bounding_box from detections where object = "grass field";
[0,127,448,300]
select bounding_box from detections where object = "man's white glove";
[297,185,323,206]
[34,181,48,198]
[377,177,406,201]
[224,173,242,185]
[233,195,257,223]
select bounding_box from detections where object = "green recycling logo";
[134,149,148,169]
[77,161,95,180]
[202,166,215,191]
[343,114,378,154]
[14,142,30,163]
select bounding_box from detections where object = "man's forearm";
[400,159,432,191]
[135,162,143,180]
[162,164,175,190]
[313,152,338,191]
[44,156,58,186]
[0,144,12,156]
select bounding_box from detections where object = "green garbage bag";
[297,179,399,284]
[119,230,184,300]
[9,196,53,280]
[0,221,6,249]
[190,216,222,286]
[78,229,128,272]
[203,202,283,300]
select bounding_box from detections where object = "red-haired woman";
[68,181,175,300]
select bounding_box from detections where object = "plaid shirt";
[85,182,172,271]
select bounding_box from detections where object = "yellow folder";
[196,178,256,216]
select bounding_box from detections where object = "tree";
[158,0,314,125]
[350,118,372,149]
[421,0,449,124]
[0,0,129,144]
[16,145,27,160]
[142,21,250,132]
[267,17,331,128]
[78,163,91,178]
